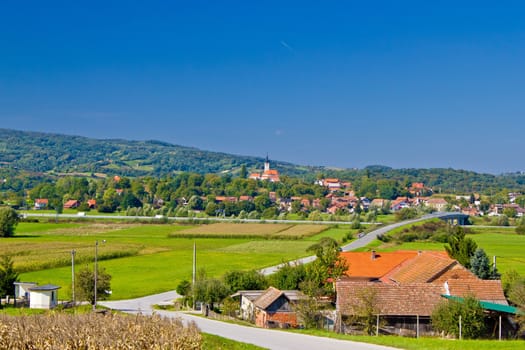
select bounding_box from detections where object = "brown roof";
[446,279,508,304]
[431,264,478,284]
[336,280,444,316]
[254,287,287,310]
[384,251,457,283]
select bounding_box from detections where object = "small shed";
[14,282,37,300]
[28,284,61,309]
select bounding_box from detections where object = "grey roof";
[14,282,38,286]
[28,284,61,291]
[232,289,305,302]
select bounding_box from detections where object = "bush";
[432,296,485,339]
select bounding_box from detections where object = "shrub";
[432,296,485,339]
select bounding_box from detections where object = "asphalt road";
[100,293,398,350]
[99,212,457,349]
[260,212,455,275]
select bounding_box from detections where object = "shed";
[28,284,61,309]
[14,282,37,300]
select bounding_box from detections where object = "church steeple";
[264,154,270,172]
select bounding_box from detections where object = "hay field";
[169,223,327,239]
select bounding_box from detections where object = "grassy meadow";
[358,223,525,275]
[11,221,356,300]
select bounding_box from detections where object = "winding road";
[100,213,462,349]
[100,292,397,350]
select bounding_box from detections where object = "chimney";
[371,250,376,260]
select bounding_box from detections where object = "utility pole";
[192,241,196,310]
[94,240,106,311]
[71,250,76,305]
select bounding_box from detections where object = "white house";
[28,284,60,309]
[14,282,37,301]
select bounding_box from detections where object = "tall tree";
[470,248,499,279]
[0,207,19,237]
[445,226,477,268]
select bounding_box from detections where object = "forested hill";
[0,128,315,177]
[1,128,525,194]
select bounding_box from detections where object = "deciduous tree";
[445,226,477,268]
[75,267,112,305]
[0,207,19,237]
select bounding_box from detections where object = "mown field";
[12,221,355,300]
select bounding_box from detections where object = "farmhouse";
[336,250,512,336]
[34,198,48,210]
[232,287,304,328]
[63,199,80,209]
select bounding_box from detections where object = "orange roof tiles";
[341,251,419,279]
[446,279,508,304]
[385,251,456,283]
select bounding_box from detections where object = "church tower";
[264,154,270,173]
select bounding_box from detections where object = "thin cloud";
[280,40,294,52]
[275,129,284,136]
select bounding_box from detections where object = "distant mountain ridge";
[0,128,316,177]
[1,128,525,194]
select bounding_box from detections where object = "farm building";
[14,282,37,302]
[28,284,61,309]
[232,287,305,328]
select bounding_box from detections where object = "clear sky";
[1,1,524,174]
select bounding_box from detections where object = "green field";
[358,224,525,275]
[13,222,356,300]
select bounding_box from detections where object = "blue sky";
[1,1,524,174]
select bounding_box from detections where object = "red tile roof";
[340,251,419,279]
[384,251,456,283]
[446,279,508,304]
[336,280,444,316]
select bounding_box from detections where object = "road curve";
[260,212,457,275]
[100,293,398,350]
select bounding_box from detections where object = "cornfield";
[0,312,202,349]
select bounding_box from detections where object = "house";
[336,250,512,336]
[232,287,304,328]
[28,284,60,309]
[425,198,448,211]
[370,198,388,209]
[316,178,342,191]
[34,198,48,210]
[87,199,97,209]
[63,199,80,209]
[336,280,443,335]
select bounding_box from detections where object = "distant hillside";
[0,128,315,177]
[1,128,525,194]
